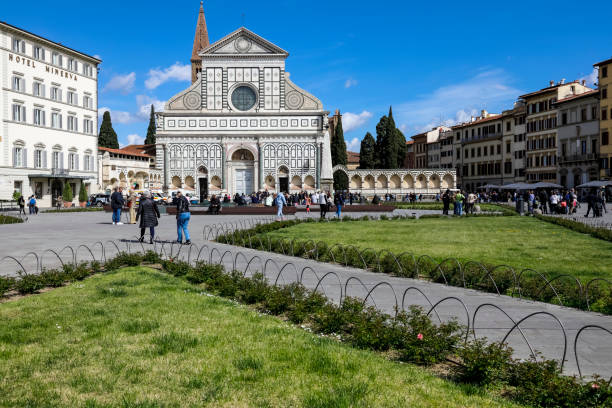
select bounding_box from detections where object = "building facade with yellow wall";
[595,58,612,179]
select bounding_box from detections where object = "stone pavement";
[1,210,611,379]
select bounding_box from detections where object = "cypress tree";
[144,105,156,145]
[374,115,388,168]
[358,132,376,169]
[98,111,119,149]
[382,106,399,168]
[394,128,407,169]
[330,114,347,166]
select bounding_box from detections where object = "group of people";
[17,195,39,216]
[271,190,346,220]
[109,187,191,245]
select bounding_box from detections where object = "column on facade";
[221,140,226,190]
[316,142,321,189]
[163,144,169,191]
[258,141,263,191]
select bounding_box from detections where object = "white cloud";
[342,110,372,132]
[580,68,598,88]
[103,72,136,94]
[93,54,102,60]
[98,107,135,124]
[344,78,358,88]
[124,134,144,146]
[396,69,521,133]
[136,95,165,120]
[346,137,360,152]
[145,62,190,90]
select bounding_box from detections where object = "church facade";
[155,4,333,200]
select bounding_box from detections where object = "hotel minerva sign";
[8,53,79,81]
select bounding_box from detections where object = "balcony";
[559,153,598,164]
[51,168,70,176]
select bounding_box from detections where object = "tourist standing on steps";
[175,191,191,245]
[274,192,287,221]
[136,191,160,244]
[110,187,125,225]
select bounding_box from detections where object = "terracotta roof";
[405,140,414,145]
[347,151,360,163]
[453,114,502,129]
[553,89,599,105]
[518,81,581,99]
[191,1,210,61]
[594,57,612,67]
[99,146,154,158]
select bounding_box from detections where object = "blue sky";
[5,0,611,150]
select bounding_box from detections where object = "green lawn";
[0,267,519,407]
[265,217,612,281]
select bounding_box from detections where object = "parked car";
[91,194,110,207]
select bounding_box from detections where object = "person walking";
[442,189,451,215]
[319,191,328,219]
[175,191,191,244]
[110,187,125,225]
[135,190,160,244]
[305,194,311,214]
[29,195,37,215]
[274,192,287,221]
[467,192,477,214]
[334,191,345,218]
[128,191,137,224]
[454,190,465,215]
[17,194,25,216]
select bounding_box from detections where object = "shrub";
[143,251,161,263]
[287,290,327,324]
[39,269,68,287]
[14,274,45,294]
[393,306,462,365]
[0,215,24,224]
[0,276,15,296]
[236,273,269,304]
[454,338,513,385]
[62,182,73,203]
[78,183,88,203]
[186,262,224,284]
[163,260,191,277]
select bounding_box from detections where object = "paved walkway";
[1,210,611,379]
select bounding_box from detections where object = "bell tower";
[191,1,210,83]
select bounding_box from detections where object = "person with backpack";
[28,195,37,215]
[274,192,287,221]
[334,191,345,218]
[110,187,125,225]
[175,191,191,245]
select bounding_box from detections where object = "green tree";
[330,114,347,166]
[375,115,389,168]
[394,127,407,169]
[98,111,119,149]
[63,183,73,203]
[78,183,88,203]
[144,105,156,145]
[358,132,376,169]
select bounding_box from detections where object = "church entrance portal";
[234,169,253,195]
[199,178,208,202]
[279,177,289,193]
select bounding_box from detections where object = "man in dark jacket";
[175,191,191,245]
[110,187,125,225]
[442,189,451,215]
[135,190,160,243]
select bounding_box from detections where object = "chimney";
[560,78,566,85]
[581,80,586,86]
[549,80,555,86]
[481,109,488,118]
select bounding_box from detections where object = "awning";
[576,180,612,188]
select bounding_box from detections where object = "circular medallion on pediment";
[285,91,304,110]
[183,92,201,110]
[235,36,252,53]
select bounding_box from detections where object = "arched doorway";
[231,148,255,195]
[198,166,208,201]
[51,180,62,207]
[278,166,289,193]
[333,169,348,191]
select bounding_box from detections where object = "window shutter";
[43,151,47,169]
[23,149,27,168]
[12,148,17,167]
[60,152,64,170]
[75,154,79,170]
[90,156,94,172]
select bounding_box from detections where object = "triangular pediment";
[200,27,289,58]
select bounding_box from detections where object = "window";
[84,155,92,171]
[231,86,257,111]
[12,76,24,92]
[67,91,77,105]
[12,38,25,53]
[561,112,567,125]
[34,150,43,168]
[603,109,608,121]
[581,140,587,154]
[581,108,587,122]
[83,119,93,134]
[506,142,511,153]
[83,95,92,109]
[67,115,78,131]
[33,108,45,126]
[603,88,608,99]
[33,81,45,97]
[506,121,511,131]
[51,112,62,129]
[52,52,63,67]
[68,58,75,71]
[33,46,45,60]
[51,87,62,101]
[53,151,61,169]
[82,63,93,77]
[69,153,77,170]
[603,132,610,146]
[603,66,608,78]
[12,104,26,122]
[14,147,23,167]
